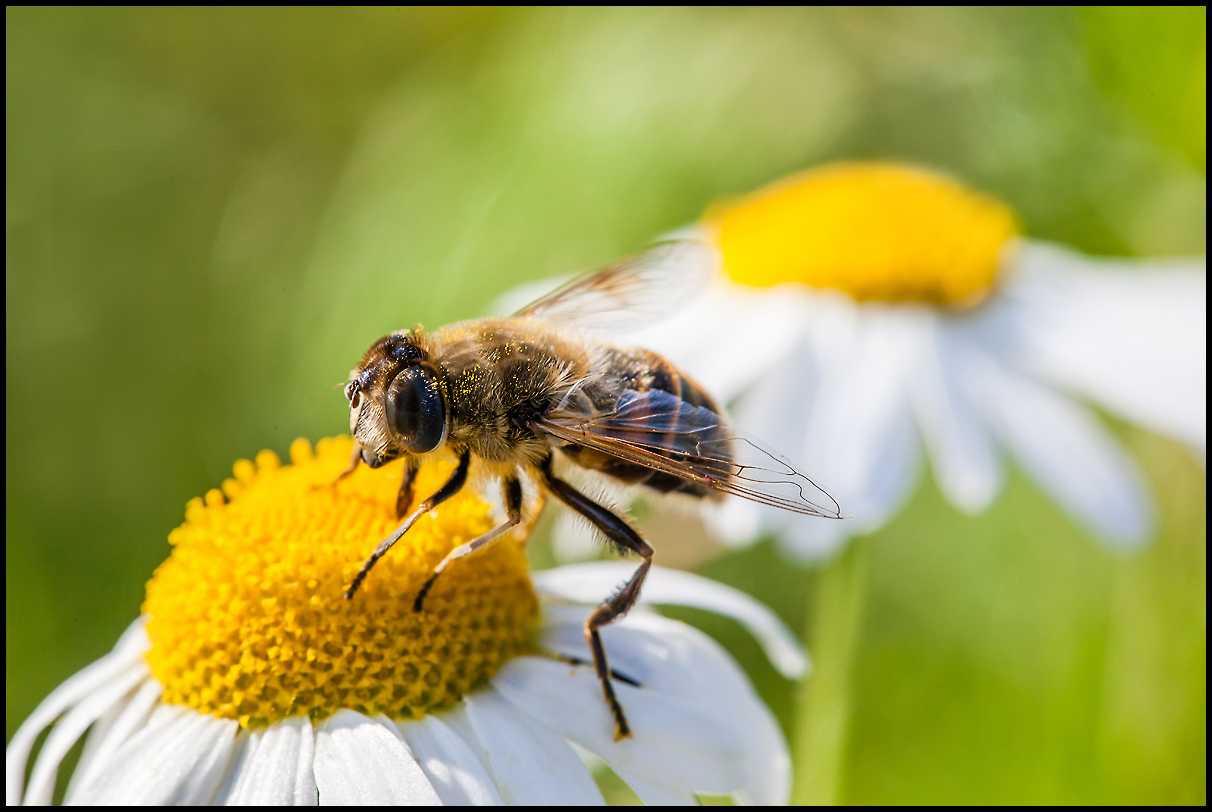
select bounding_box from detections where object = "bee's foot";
[551,654,641,687]
[413,574,438,613]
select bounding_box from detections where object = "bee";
[340,237,840,739]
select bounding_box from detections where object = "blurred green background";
[6,7,1205,804]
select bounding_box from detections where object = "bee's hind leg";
[540,458,652,741]
[413,476,523,612]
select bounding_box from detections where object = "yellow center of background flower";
[710,162,1020,307]
[143,437,538,728]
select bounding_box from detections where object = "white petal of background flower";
[462,688,605,805]
[965,349,1153,546]
[704,334,823,548]
[313,709,440,805]
[1006,241,1207,451]
[534,563,808,677]
[626,281,812,402]
[551,507,602,561]
[6,618,149,805]
[396,714,504,805]
[911,318,1002,513]
[775,303,924,559]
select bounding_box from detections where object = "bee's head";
[346,330,448,468]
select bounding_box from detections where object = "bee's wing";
[537,388,842,518]
[512,237,720,333]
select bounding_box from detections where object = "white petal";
[551,507,606,562]
[617,773,698,805]
[569,740,698,805]
[778,304,925,559]
[67,702,189,804]
[911,319,1002,512]
[429,705,494,781]
[65,678,162,802]
[1005,241,1206,449]
[534,562,807,678]
[6,618,150,805]
[539,606,791,804]
[22,665,148,805]
[393,715,504,805]
[704,336,818,548]
[177,718,241,805]
[71,704,237,805]
[967,351,1153,546]
[209,729,255,805]
[702,493,771,547]
[221,716,317,805]
[312,712,441,809]
[462,687,605,805]
[493,656,743,796]
[627,280,811,402]
[313,710,440,805]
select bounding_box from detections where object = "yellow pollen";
[709,162,1021,307]
[143,437,538,728]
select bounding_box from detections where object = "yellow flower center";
[710,162,1021,307]
[143,437,538,728]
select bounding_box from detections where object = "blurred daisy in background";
[632,161,1206,559]
[530,161,1205,561]
[6,438,802,805]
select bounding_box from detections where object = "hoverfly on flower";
[339,241,841,739]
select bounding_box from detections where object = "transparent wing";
[538,388,842,518]
[512,237,720,333]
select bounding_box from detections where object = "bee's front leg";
[396,459,420,519]
[344,450,471,599]
[332,441,362,485]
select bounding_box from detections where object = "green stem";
[792,537,871,805]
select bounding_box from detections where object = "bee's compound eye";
[386,366,446,454]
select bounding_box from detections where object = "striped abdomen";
[561,348,729,499]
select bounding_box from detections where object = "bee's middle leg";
[541,458,652,741]
[413,476,523,612]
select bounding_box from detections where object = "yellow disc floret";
[710,162,1020,308]
[143,437,538,728]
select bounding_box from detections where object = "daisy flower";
[621,161,1205,559]
[6,438,803,805]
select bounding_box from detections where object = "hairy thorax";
[429,318,725,498]
[429,318,591,463]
